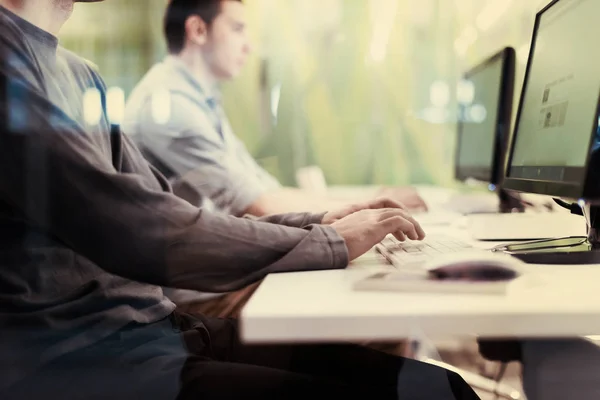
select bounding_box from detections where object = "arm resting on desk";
[0,83,349,295]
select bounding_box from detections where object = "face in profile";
[203,1,251,80]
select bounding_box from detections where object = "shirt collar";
[164,55,221,106]
[0,5,59,63]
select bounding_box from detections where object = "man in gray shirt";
[124,0,428,218]
[0,0,479,399]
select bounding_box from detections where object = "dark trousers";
[6,311,480,400]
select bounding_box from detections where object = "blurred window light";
[106,87,125,125]
[454,39,469,56]
[367,0,399,63]
[518,41,543,64]
[430,81,450,108]
[476,0,514,32]
[83,87,102,126]
[517,43,530,63]
[454,25,478,56]
[151,89,171,125]
[334,33,346,43]
[468,104,487,123]
[270,83,282,120]
[298,0,342,33]
[410,0,434,26]
[419,107,451,124]
[457,80,475,105]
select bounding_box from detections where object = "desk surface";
[241,199,598,343]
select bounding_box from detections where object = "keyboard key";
[378,234,474,269]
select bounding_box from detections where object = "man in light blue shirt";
[123,0,426,218]
[124,53,284,216]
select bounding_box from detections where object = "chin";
[229,67,245,79]
[217,70,237,81]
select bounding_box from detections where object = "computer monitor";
[499,0,600,263]
[455,47,522,212]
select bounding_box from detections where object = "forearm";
[0,99,348,294]
[244,188,350,216]
[166,211,348,292]
[254,211,327,228]
[0,29,351,297]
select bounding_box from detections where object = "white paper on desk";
[354,270,510,295]
[468,212,585,241]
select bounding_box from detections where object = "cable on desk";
[553,198,583,216]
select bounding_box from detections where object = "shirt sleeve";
[0,38,349,294]
[252,212,326,228]
[232,134,282,191]
[133,92,275,216]
[244,213,326,228]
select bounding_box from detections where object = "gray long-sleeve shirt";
[0,6,348,390]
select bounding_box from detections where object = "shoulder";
[130,61,211,118]
[58,47,97,71]
[0,10,28,47]
[148,61,202,100]
[57,46,106,90]
[0,11,45,92]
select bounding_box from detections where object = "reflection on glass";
[107,87,125,125]
[468,104,487,123]
[429,81,450,108]
[456,79,475,105]
[83,87,102,126]
[151,89,171,125]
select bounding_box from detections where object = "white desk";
[241,224,600,344]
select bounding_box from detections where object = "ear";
[185,15,209,46]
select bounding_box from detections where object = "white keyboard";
[376,235,474,269]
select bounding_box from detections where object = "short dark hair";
[164,0,242,55]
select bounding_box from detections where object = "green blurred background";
[60,0,550,187]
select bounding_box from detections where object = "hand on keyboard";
[331,208,426,261]
[377,186,428,212]
[322,196,410,225]
[377,235,474,269]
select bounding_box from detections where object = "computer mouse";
[424,252,522,282]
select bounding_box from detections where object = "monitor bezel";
[503,0,600,200]
[454,47,516,186]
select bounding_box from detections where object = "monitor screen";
[456,49,512,184]
[508,0,600,187]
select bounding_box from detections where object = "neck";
[0,0,73,36]
[176,47,218,92]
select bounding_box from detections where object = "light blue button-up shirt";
[123,56,280,216]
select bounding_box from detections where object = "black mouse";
[425,254,521,282]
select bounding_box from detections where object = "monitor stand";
[497,188,526,213]
[493,201,600,264]
[449,184,526,215]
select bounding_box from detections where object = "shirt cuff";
[229,183,267,216]
[320,225,349,269]
[304,212,327,226]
